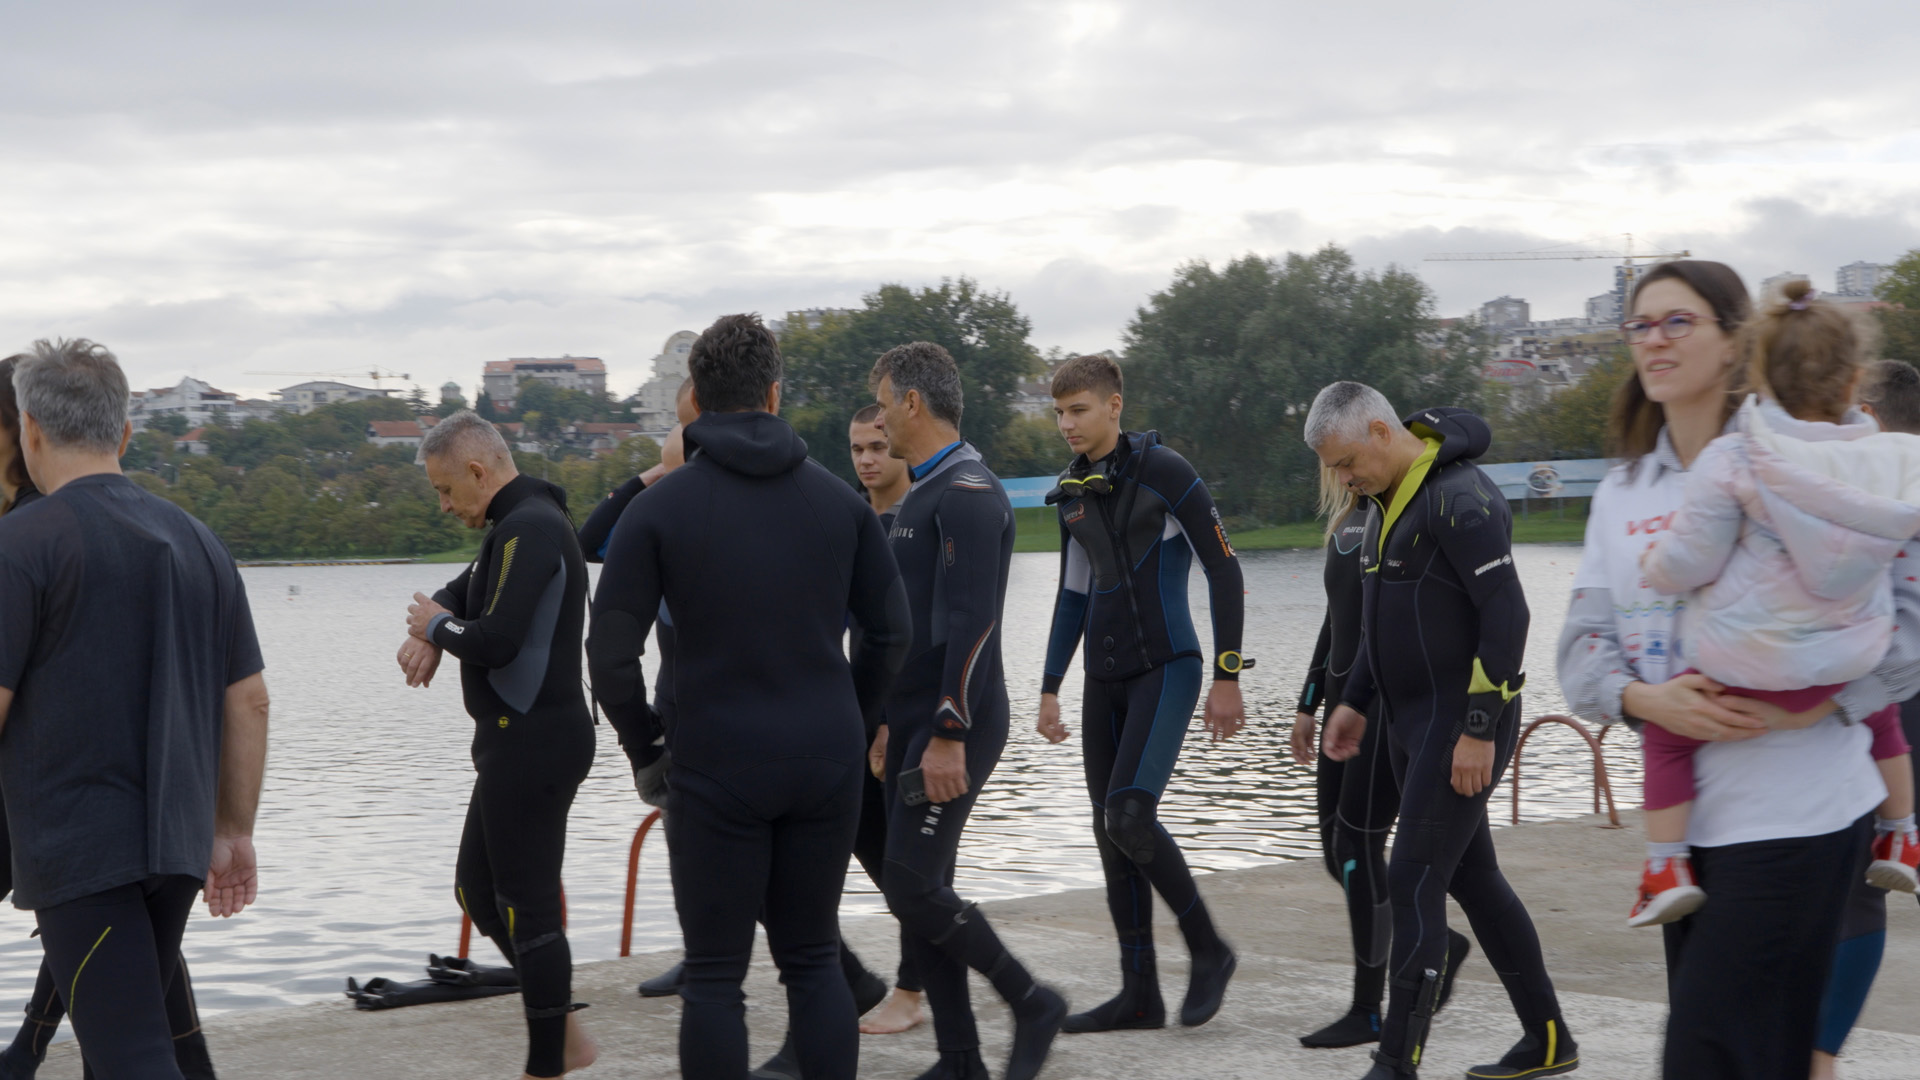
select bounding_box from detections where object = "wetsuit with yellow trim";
[428,473,595,1080]
[1337,407,1576,1080]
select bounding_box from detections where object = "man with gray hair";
[400,409,597,1078]
[1306,381,1576,1078]
[869,341,1067,1080]
[0,338,269,1079]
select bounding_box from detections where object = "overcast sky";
[5,1,1918,400]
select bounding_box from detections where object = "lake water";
[0,544,1637,1019]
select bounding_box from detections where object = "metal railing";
[454,807,664,959]
[1509,712,1624,828]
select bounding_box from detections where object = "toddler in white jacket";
[1633,283,1919,928]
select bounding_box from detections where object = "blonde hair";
[1743,278,1872,423]
[1317,465,1358,541]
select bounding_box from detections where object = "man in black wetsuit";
[1031,354,1244,1034]
[870,341,1067,1080]
[1312,382,1576,1080]
[588,314,910,1080]
[401,410,596,1079]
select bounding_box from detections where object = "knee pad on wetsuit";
[494,892,564,958]
[456,881,505,938]
[1104,791,1160,865]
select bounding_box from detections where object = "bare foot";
[860,988,927,1035]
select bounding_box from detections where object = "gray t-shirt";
[0,474,263,909]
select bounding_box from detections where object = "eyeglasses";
[1058,473,1112,497]
[1620,312,1714,343]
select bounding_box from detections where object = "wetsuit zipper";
[1096,448,1156,675]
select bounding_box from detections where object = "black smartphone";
[899,767,929,806]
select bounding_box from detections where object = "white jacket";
[1641,396,1920,691]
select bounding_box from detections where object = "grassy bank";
[1011,504,1587,553]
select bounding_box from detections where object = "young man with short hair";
[871,341,1066,1080]
[1035,353,1246,1035]
[852,401,910,519]
[1311,380,1575,1079]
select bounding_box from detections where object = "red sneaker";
[1627,856,1706,928]
[1868,830,1920,893]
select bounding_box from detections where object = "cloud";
[1,1,1917,397]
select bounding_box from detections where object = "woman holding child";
[1557,261,1920,1079]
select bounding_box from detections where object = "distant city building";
[271,380,394,415]
[366,419,430,448]
[1479,296,1531,329]
[768,308,856,337]
[440,381,464,403]
[175,427,212,456]
[129,377,241,431]
[1760,271,1810,299]
[1584,292,1621,325]
[482,356,608,411]
[631,331,698,432]
[1837,261,1891,298]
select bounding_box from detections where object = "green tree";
[781,278,1043,486]
[990,415,1068,478]
[1876,250,1920,365]
[1124,245,1486,522]
[475,390,499,420]
[145,413,190,436]
[435,393,468,418]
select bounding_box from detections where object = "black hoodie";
[1338,406,1529,728]
[587,411,910,776]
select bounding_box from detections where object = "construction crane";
[244,366,413,388]
[1424,234,1691,308]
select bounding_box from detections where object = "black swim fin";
[426,954,521,988]
[344,976,518,1010]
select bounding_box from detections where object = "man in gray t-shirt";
[0,339,269,1079]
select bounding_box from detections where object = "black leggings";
[0,952,211,1079]
[881,716,1039,1054]
[1663,815,1870,1079]
[1378,701,1560,1053]
[1314,702,1399,1013]
[1080,660,1213,964]
[456,741,590,1079]
[850,764,920,993]
[669,756,864,1080]
[33,875,201,1080]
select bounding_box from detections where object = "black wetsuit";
[852,505,921,996]
[880,441,1054,1067]
[1299,505,1400,1034]
[587,411,909,1080]
[1338,407,1570,1075]
[428,474,595,1080]
[1039,431,1242,1023]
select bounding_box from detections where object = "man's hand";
[1037,693,1069,744]
[1203,681,1245,741]
[921,737,969,804]
[205,834,258,918]
[1322,704,1367,761]
[407,592,450,640]
[397,638,443,688]
[1623,674,1767,743]
[869,724,890,780]
[1291,711,1318,765]
[1451,734,1496,796]
[1720,694,1836,732]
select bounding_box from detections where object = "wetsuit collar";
[1370,437,1441,569]
[910,440,964,482]
[486,472,567,524]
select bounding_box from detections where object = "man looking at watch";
[1312,382,1577,1080]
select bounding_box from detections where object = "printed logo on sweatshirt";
[1626,512,1678,537]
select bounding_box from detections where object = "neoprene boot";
[637,959,685,998]
[1300,1003,1380,1048]
[749,1034,801,1080]
[1177,904,1236,1026]
[0,1004,57,1080]
[1465,1018,1579,1079]
[1063,952,1165,1032]
[911,1048,990,1080]
[1005,985,1068,1080]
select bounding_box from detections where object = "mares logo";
[1627,512,1677,537]
[1210,507,1236,557]
[1065,503,1086,524]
